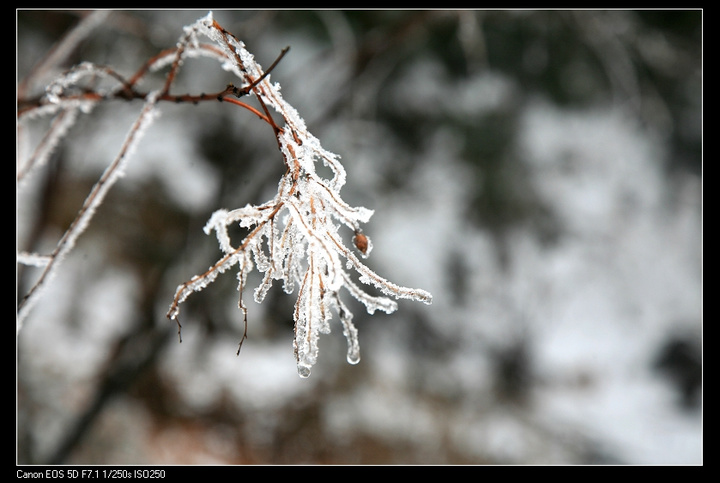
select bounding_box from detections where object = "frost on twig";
[17,92,160,331]
[16,11,432,378]
[166,13,432,378]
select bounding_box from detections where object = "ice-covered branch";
[17,11,432,378]
[17,92,161,331]
[166,12,432,377]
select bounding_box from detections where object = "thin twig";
[17,94,160,331]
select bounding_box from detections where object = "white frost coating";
[17,251,52,268]
[166,13,432,377]
[18,106,81,184]
[45,62,128,104]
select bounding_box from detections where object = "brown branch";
[166,201,286,327]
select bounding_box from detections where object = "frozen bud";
[353,231,372,258]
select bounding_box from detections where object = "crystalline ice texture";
[166,13,432,377]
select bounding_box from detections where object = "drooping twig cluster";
[17,11,432,378]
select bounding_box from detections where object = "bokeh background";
[17,9,702,465]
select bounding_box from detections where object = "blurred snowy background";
[17,10,701,465]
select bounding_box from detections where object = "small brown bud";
[353,231,369,255]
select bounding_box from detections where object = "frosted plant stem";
[16,93,160,332]
[17,107,80,184]
[166,13,433,377]
[17,11,433,378]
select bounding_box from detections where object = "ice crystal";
[167,12,432,378]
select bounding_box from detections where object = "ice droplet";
[347,351,360,365]
[297,364,312,378]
